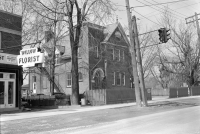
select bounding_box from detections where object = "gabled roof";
[103,22,130,45]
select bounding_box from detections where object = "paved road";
[1,96,199,122]
[42,106,200,134]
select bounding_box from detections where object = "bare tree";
[26,0,116,105]
[155,7,200,95]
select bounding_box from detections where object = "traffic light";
[163,29,170,43]
[158,28,171,43]
[158,28,165,43]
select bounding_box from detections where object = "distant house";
[21,84,29,97]
[29,22,134,103]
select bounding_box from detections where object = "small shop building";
[0,10,22,111]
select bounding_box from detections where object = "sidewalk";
[1,96,200,122]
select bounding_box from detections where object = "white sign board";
[0,53,18,65]
[17,48,44,68]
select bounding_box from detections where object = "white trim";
[0,72,16,108]
[102,42,128,48]
[0,26,21,36]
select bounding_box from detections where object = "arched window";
[92,68,104,89]
[94,71,101,88]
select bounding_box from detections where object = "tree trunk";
[71,46,79,105]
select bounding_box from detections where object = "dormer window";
[115,31,121,41]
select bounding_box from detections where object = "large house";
[29,21,134,103]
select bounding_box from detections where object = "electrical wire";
[132,0,194,8]
[136,0,184,20]
[151,0,187,18]
[143,0,185,19]
[133,10,162,26]
[143,1,200,19]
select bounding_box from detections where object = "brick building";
[30,22,134,103]
[0,10,22,111]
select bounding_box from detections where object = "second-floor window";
[66,73,71,87]
[115,49,120,61]
[122,50,125,61]
[79,72,83,81]
[43,76,47,89]
[32,76,36,82]
[121,72,125,86]
[111,48,114,60]
[94,46,99,58]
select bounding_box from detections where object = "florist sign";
[17,48,44,68]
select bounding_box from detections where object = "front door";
[0,79,15,108]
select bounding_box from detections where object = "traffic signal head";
[163,29,170,43]
[158,28,165,43]
[158,28,171,43]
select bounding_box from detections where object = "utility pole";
[185,12,200,42]
[132,16,148,106]
[185,12,200,96]
[125,0,141,107]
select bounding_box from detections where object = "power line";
[136,0,184,20]
[143,1,200,19]
[132,0,194,8]
[143,0,185,19]
[133,10,162,26]
[151,0,187,18]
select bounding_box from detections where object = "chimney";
[45,31,54,43]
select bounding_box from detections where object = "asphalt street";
[41,106,200,134]
[1,96,200,134]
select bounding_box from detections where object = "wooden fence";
[85,88,152,106]
[151,89,169,96]
[192,86,200,96]
[169,87,188,98]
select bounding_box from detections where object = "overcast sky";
[111,0,200,32]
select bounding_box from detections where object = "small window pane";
[32,76,36,82]
[66,73,71,87]
[0,73,3,78]
[122,73,125,86]
[112,72,115,85]
[79,72,83,81]
[116,72,121,86]
[10,74,15,79]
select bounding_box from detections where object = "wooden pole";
[125,0,141,107]
[132,16,148,106]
